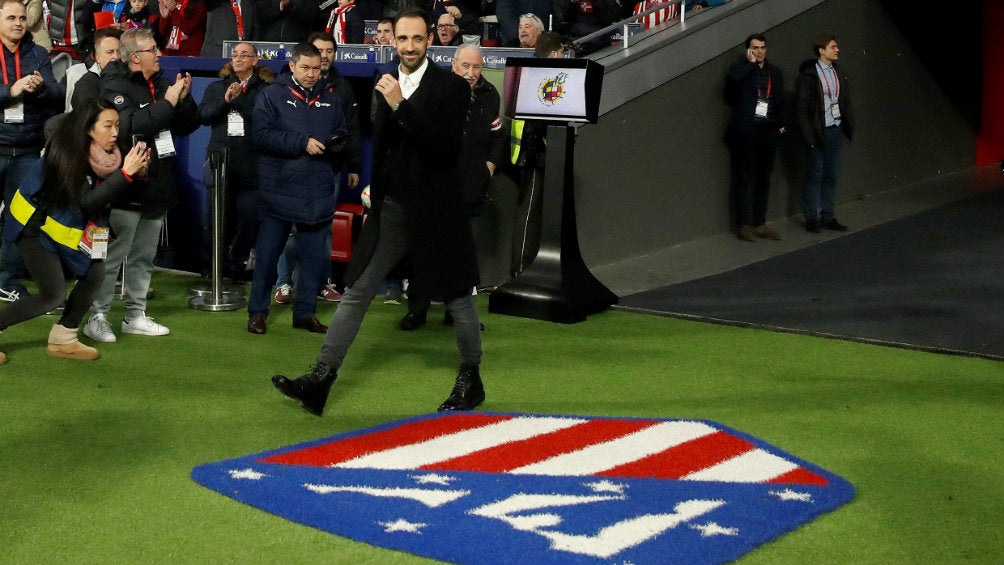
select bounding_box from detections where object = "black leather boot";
[437,365,485,412]
[271,362,338,416]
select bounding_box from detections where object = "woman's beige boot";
[47,324,99,360]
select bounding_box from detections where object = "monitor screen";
[504,58,604,123]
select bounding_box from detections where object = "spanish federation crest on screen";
[538,73,568,106]
[192,412,854,565]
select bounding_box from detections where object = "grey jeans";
[318,199,483,370]
[90,208,164,317]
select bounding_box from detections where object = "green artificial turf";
[1,270,1001,564]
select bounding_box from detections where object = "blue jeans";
[802,126,846,223]
[249,214,329,320]
[0,153,40,289]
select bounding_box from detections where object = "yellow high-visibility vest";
[8,189,84,251]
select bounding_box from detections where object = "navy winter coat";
[252,72,347,225]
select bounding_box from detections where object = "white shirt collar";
[398,57,429,99]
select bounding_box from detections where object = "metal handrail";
[572,0,686,50]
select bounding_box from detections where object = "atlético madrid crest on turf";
[192,413,855,565]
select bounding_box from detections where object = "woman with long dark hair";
[0,99,150,363]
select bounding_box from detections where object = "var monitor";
[503,58,604,124]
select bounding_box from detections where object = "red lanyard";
[288,86,320,107]
[816,62,839,100]
[147,79,157,102]
[230,0,245,40]
[0,48,22,86]
[757,69,772,100]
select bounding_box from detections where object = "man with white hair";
[516,12,543,48]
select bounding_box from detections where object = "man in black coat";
[83,27,199,343]
[795,33,854,233]
[724,32,785,242]
[399,42,504,330]
[271,8,485,416]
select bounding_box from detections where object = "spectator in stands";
[256,0,317,43]
[509,31,562,277]
[532,29,564,57]
[0,0,64,303]
[795,32,854,233]
[555,0,621,55]
[429,0,481,36]
[271,9,484,416]
[65,26,121,111]
[83,28,199,343]
[0,99,150,364]
[23,0,50,50]
[271,31,362,306]
[399,43,503,331]
[119,0,159,31]
[372,16,393,45]
[514,12,542,48]
[200,0,256,57]
[432,12,460,46]
[245,42,347,336]
[101,0,128,20]
[197,42,273,281]
[313,30,361,298]
[157,0,206,56]
[724,32,785,242]
[47,0,101,59]
[496,0,550,47]
[320,0,363,45]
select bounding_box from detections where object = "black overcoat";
[345,60,478,303]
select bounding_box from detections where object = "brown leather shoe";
[753,224,781,240]
[736,225,755,242]
[247,314,267,335]
[292,315,328,334]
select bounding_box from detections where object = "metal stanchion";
[189,148,246,311]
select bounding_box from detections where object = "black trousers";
[730,125,781,227]
[0,235,104,331]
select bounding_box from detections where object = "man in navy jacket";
[246,41,346,336]
[0,0,63,302]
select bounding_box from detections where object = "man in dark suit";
[271,8,484,417]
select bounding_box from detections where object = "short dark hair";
[289,41,321,62]
[94,26,123,45]
[307,31,337,50]
[812,33,837,57]
[745,33,765,49]
[377,17,394,26]
[394,7,428,31]
[534,32,564,58]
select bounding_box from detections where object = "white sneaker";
[83,313,117,343]
[121,314,170,336]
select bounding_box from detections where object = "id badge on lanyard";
[4,103,24,123]
[154,129,177,157]
[2,49,25,123]
[755,100,769,118]
[831,103,841,120]
[227,111,245,136]
[80,222,110,259]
